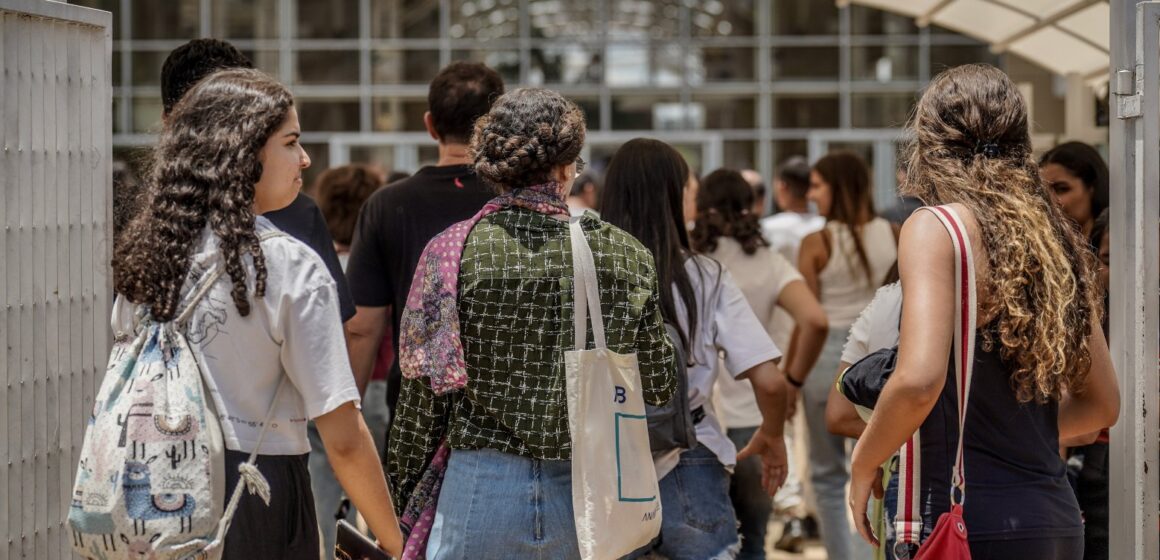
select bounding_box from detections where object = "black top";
[919,327,1083,541]
[263,192,355,322]
[345,165,495,412]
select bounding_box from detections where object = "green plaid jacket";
[387,209,676,511]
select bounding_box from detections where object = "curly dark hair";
[470,88,586,191]
[311,164,384,246]
[692,168,769,256]
[115,68,294,322]
[902,63,1101,403]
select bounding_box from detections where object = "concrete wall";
[0,1,111,558]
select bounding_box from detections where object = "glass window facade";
[73,0,1013,186]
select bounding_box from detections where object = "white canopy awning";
[838,0,1110,82]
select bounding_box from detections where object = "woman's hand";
[737,427,788,495]
[848,456,884,548]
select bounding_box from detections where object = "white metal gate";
[0,1,112,558]
[1108,1,1160,558]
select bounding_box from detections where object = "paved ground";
[768,540,827,559]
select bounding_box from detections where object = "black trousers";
[970,536,1084,560]
[222,450,320,560]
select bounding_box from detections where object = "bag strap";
[928,205,976,502]
[191,229,293,548]
[570,219,607,350]
[176,228,288,325]
[893,205,977,556]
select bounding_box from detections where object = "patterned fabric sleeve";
[387,375,452,515]
[635,256,677,407]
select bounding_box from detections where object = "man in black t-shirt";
[345,62,504,425]
[158,39,355,321]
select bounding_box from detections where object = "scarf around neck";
[398,181,570,394]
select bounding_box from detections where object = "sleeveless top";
[919,326,1083,541]
[817,217,897,327]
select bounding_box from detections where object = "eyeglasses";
[575,156,586,177]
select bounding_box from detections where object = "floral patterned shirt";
[387,208,675,509]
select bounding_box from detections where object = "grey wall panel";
[0,1,112,558]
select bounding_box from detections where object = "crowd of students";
[97,36,1120,560]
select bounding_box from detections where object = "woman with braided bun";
[847,64,1118,559]
[387,88,675,559]
[112,69,402,558]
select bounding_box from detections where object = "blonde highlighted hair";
[902,64,1101,403]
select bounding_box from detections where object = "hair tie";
[976,141,1001,158]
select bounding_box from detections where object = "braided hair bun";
[470,87,586,190]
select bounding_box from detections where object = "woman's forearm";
[786,320,827,383]
[328,437,403,556]
[318,404,404,556]
[850,370,943,473]
[826,364,867,438]
[745,360,788,438]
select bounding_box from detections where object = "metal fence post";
[1109,2,1160,559]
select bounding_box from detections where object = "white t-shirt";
[668,255,782,473]
[760,211,824,352]
[840,281,903,365]
[707,239,804,429]
[111,217,361,455]
[760,211,825,266]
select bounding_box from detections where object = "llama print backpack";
[70,244,287,560]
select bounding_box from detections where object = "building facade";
[69,0,1072,208]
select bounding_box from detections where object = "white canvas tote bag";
[565,219,663,560]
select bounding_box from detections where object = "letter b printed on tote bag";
[564,220,663,560]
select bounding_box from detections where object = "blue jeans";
[727,427,771,560]
[628,444,741,560]
[802,329,876,560]
[307,381,390,557]
[427,448,579,559]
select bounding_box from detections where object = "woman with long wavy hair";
[113,69,402,559]
[601,139,790,559]
[796,150,896,560]
[693,168,828,560]
[847,64,1118,559]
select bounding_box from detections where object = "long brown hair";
[813,151,877,285]
[902,63,1101,403]
[115,69,293,321]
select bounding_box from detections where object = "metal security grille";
[0,1,112,558]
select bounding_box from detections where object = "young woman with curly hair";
[693,168,828,560]
[112,69,402,559]
[848,63,1118,560]
[795,149,897,560]
[387,89,676,558]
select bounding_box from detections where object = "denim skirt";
[426,448,580,560]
